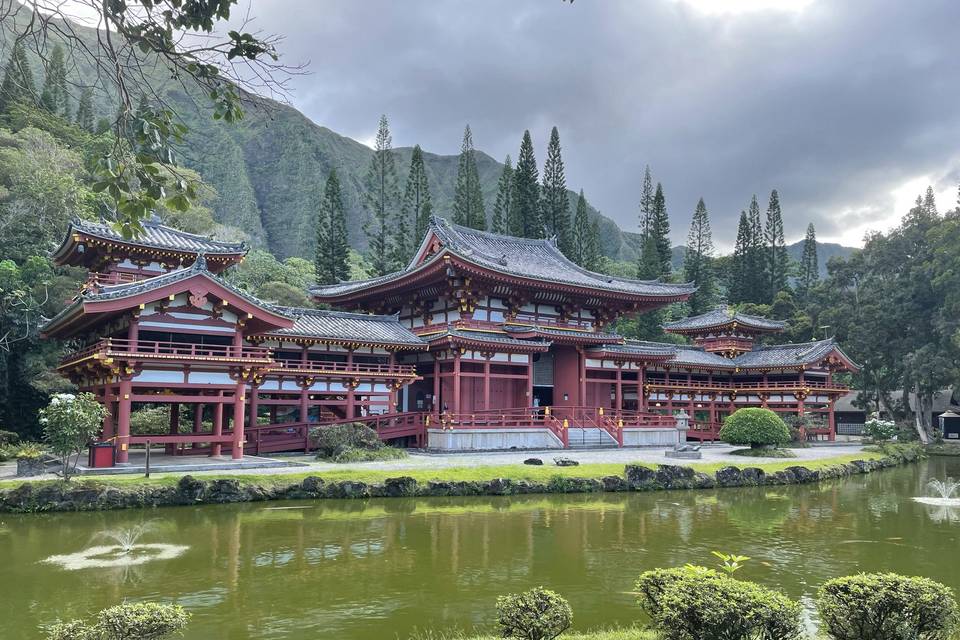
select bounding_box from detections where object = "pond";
[2,458,959,639]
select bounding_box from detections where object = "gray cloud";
[240,0,960,249]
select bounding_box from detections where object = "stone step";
[567,427,618,448]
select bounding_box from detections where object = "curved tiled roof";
[586,340,677,358]
[672,347,738,369]
[262,307,425,346]
[503,324,623,343]
[311,217,696,299]
[53,215,246,261]
[733,339,855,369]
[421,327,551,350]
[663,306,786,333]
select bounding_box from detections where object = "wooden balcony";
[271,356,418,378]
[644,379,849,394]
[59,338,274,369]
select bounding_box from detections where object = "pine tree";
[315,169,350,284]
[540,126,571,253]
[683,197,715,314]
[402,145,433,247]
[747,194,764,302]
[451,125,486,230]
[509,130,541,238]
[639,165,654,235]
[922,185,938,217]
[650,183,672,276]
[571,189,592,267]
[637,233,661,279]
[74,87,94,132]
[363,115,400,276]
[0,42,37,111]
[797,222,819,303]
[491,155,513,234]
[40,44,70,118]
[729,211,752,303]
[587,218,602,271]
[764,189,788,298]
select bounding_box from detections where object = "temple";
[42,215,858,462]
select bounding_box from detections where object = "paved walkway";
[1,444,868,482]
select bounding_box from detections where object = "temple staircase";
[566,426,618,449]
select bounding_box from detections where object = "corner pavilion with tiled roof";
[43,216,858,462]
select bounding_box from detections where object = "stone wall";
[0,446,921,514]
[426,428,564,451]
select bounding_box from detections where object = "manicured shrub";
[46,602,190,640]
[311,422,383,460]
[719,408,791,449]
[39,392,107,480]
[331,445,407,463]
[496,587,573,640]
[817,572,958,640]
[636,566,801,640]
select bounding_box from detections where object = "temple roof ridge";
[663,305,786,333]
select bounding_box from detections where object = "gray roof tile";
[664,305,786,332]
[63,215,246,255]
[586,340,677,358]
[263,307,425,346]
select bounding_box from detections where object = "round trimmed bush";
[636,566,801,640]
[46,602,190,640]
[719,408,791,449]
[496,587,572,640]
[816,572,958,640]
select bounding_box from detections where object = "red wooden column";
[615,366,623,412]
[527,357,534,409]
[102,389,115,440]
[828,398,837,441]
[638,364,646,411]
[166,403,180,455]
[483,356,491,411]
[232,380,246,460]
[577,347,587,407]
[388,352,399,411]
[192,403,203,449]
[432,355,441,412]
[211,391,224,457]
[346,348,356,418]
[116,378,132,463]
[452,351,462,414]
[249,385,260,429]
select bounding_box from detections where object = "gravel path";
[0,444,868,482]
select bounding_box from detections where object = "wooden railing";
[61,338,274,367]
[686,421,723,442]
[271,356,417,377]
[85,271,147,287]
[644,379,848,392]
[246,412,431,454]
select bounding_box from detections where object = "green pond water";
[2,458,960,639]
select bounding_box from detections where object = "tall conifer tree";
[571,189,594,268]
[451,125,486,230]
[363,115,400,276]
[587,218,602,271]
[764,189,788,298]
[75,87,94,132]
[639,165,654,235]
[0,42,37,111]
[315,169,350,284]
[509,130,541,238]
[683,197,715,313]
[729,211,752,303]
[797,222,819,303]
[650,183,672,276]
[402,145,433,247]
[491,155,513,234]
[747,194,764,302]
[40,44,70,118]
[540,126,571,253]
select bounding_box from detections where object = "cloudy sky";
[241,0,959,250]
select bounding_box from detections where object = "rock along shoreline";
[0,448,920,514]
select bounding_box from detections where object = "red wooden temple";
[42,215,857,461]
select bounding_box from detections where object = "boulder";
[553,457,579,467]
[784,466,818,483]
[326,480,371,499]
[715,466,745,487]
[300,476,325,497]
[176,475,206,503]
[741,467,766,485]
[207,479,246,503]
[655,464,696,489]
[625,464,659,490]
[523,458,544,466]
[602,475,628,492]
[486,478,515,495]
[693,472,716,489]
[383,476,417,498]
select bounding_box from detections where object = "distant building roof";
[586,340,677,359]
[419,326,552,352]
[311,216,696,301]
[260,307,425,348]
[663,305,786,334]
[51,215,246,267]
[732,339,850,369]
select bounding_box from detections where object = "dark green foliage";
[683,197,715,313]
[74,88,94,132]
[362,115,400,275]
[47,602,191,640]
[330,446,407,463]
[764,189,789,299]
[639,182,673,278]
[816,573,958,640]
[729,211,752,303]
[451,125,486,230]
[403,144,434,245]
[129,407,174,436]
[638,165,654,241]
[496,587,573,640]
[540,126,571,253]
[636,566,802,640]
[311,422,384,460]
[0,42,36,112]
[39,45,70,118]
[510,130,541,238]
[571,189,601,269]
[797,222,818,303]
[719,408,791,448]
[0,429,19,445]
[315,168,351,284]
[491,155,513,234]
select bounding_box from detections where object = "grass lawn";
[0,451,887,491]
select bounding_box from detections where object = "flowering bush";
[864,418,898,442]
[39,392,106,481]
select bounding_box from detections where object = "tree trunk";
[913,382,930,444]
